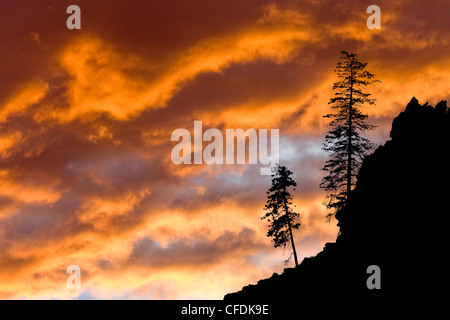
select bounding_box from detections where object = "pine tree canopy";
[320,51,379,222]
[262,165,300,266]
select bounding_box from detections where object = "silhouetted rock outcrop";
[225,98,450,306]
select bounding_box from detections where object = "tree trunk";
[283,191,298,267]
[347,114,352,203]
[287,218,298,267]
[347,72,354,204]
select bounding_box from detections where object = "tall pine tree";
[262,165,300,266]
[320,51,379,222]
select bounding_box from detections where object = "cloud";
[97,259,114,271]
[78,188,151,231]
[130,228,266,269]
[1,0,450,299]
[0,80,48,121]
[0,170,61,205]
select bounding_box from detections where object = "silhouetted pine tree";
[262,165,300,266]
[320,51,379,222]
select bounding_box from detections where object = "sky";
[1,0,450,299]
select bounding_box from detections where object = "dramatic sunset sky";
[1,0,449,299]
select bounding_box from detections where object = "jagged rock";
[435,100,447,113]
[405,96,420,111]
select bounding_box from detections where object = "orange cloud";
[78,188,151,230]
[0,170,61,205]
[0,80,48,122]
[0,132,23,159]
[56,14,314,122]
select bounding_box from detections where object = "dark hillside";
[225,97,450,305]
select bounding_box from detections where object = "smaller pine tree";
[262,165,300,266]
